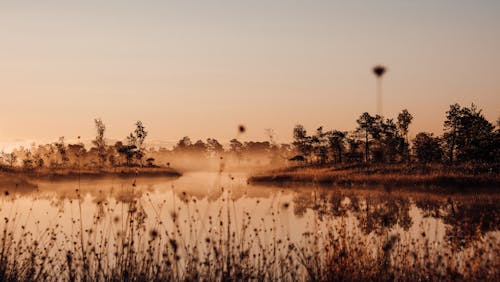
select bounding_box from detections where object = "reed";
[0,184,498,281]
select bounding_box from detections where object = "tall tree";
[443,104,462,165]
[312,126,329,164]
[379,118,402,163]
[92,118,107,168]
[123,121,148,166]
[134,121,148,154]
[55,136,69,168]
[356,113,377,163]
[397,109,413,162]
[292,124,313,161]
[328,130,346,164]
[397,109,413,139]
[443,103,496,163]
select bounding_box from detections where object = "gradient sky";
[1,0,499,147]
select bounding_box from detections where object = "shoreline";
[248,164,500,191]
[0,166,182,186]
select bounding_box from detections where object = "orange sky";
[0,1,499,147]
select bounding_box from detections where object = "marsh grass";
[0,182,499,281]
[249,164,500,190]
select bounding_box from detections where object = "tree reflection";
[291,189,500,247]
[441,198,500,249]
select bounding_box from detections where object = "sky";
[0,0,499,148]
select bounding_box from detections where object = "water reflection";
[0,172,498,280]
[2,173,499,248]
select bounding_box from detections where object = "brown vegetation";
[249,164,500,190]
[0,185,499,281]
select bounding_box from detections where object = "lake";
[0,172,499,280]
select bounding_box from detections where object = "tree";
[134,121,148,153]
[117,143,136,167]
[192,140,208,155]
[413,132,443,163]
[356,113,377,163]
[328,130,346,164]
[312,126,329,164]
[22,151,34,171]
[443,103,496,163]
[55,137,69,168]
[379,118,404,163]
[33,153,44,169]
[124,121,148,166]
[67,144,86,168]
[92,118,107,168]
[345,136,363,163]
[5,152,17,167]
[174,136,192,152]
[229,139,243,154]
[206,138,224,156]
[292,125,313,161]
[397,109,413,162]
[397,109,413,140]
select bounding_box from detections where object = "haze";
[1,0,499,146]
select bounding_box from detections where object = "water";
[1,172,499,280]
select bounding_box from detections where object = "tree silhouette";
[292,124,313,161]
[229,139,244,160]
[443,103,496,163]
[312,126,329,164]
[92,118,107,168]
[328,130,346,164]
[413,132,443,163]
[174,136,192,152]
[192,140,208,155]
[356,112,377,163]
[55,136,69,169]
[397,109,413,162]
[379,117,402,163]
[206,138,224,156]
[122,121,148,166]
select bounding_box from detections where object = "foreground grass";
[0,185,499,281]
[248,164,500,190]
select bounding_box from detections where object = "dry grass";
[249,164,500,190]
[0,166,182,181]
[0,184,499,281]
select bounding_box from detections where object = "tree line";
[0,120,150,171]
[0,120,291,171]
[292,103,499,166]
[0,103,498,171]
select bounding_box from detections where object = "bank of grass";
[0,166,181,179]
[248,163,500,190]
[0,167,181,191]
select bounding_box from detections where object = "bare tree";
[92,118,107,168]
[124,121,148,166]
